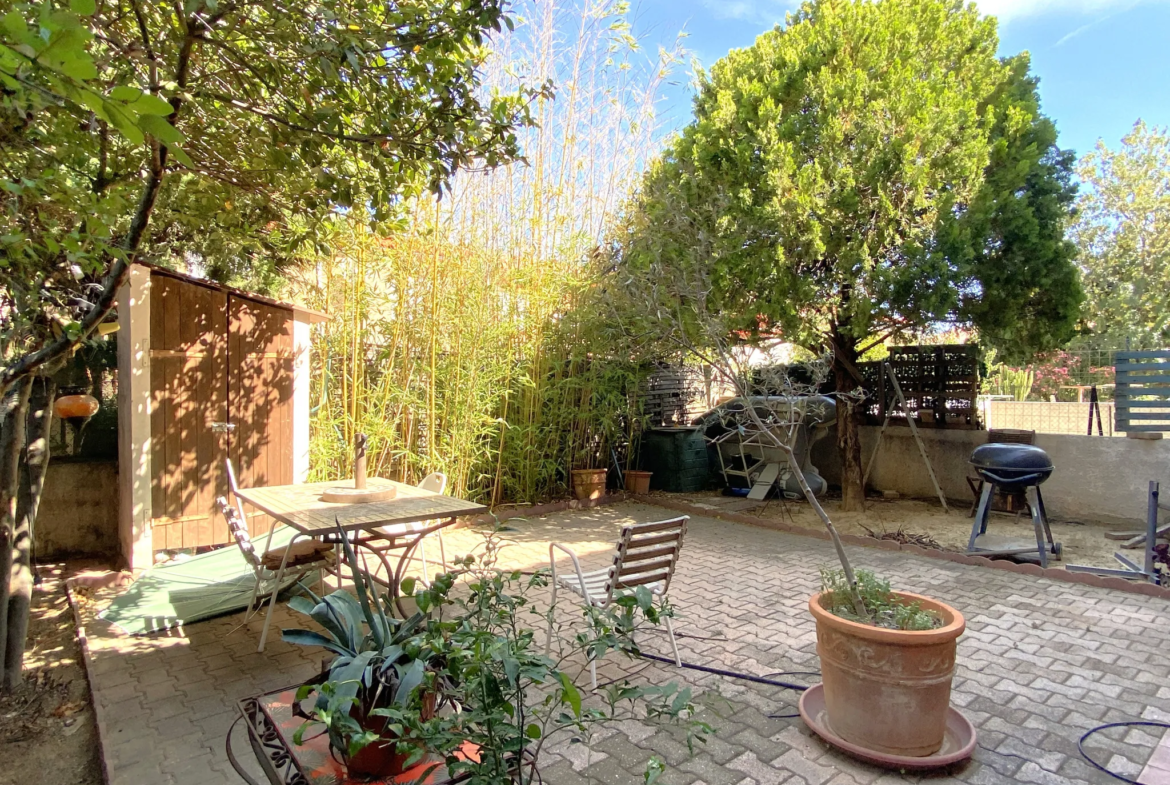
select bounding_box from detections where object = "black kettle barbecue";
[969,443,1055,492]
[966,443,1061,567]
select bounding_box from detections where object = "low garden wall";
[811,426,1168,527]
[38,459,120,559]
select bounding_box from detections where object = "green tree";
[0,0,541,692]
[609,0,1079,510]
[1073,120,1170,349]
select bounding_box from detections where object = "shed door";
[149,276,293,551]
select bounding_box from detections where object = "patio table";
[234,478,486,649]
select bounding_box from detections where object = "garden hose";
[636,650,816,692]
[1078,721,1170,784]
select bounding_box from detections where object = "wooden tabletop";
[234,478,488,535]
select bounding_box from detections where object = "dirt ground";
[0,565,102,785]
[666,490,1142,571]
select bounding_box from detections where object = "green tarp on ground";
[99,526,307,636]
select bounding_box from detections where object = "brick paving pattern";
[75,501,1170,785]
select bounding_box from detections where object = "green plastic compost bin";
[640,427,709,493]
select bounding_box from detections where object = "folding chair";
[365,472,450,587]
[215,496,336,652]
[546,516,688,688]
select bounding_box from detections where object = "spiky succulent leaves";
[387,658,426,707]
[328,650,377,713]
[284,591,361,656]
[335,518,385,650]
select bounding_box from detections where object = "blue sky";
[632,0,1170,160]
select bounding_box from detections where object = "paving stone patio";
[74,501,1170,785]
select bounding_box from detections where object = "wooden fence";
[1115,350,1170,433]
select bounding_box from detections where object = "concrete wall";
[37,460,119,559]
[811,426,1169,527]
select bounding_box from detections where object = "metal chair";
[367,472,450,586]
[215,496,335,652]
[546,516,688,688]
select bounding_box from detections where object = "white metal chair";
[546,516,689,688]
[369,472,449,586]
[215,496,335,651]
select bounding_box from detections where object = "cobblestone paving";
[76,502,1170,785]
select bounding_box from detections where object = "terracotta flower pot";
[808,591,965,757]
[624,470,652,494]
[344,691,437,778]
[571,469,607,501]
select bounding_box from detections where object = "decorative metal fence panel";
[1114,350,1170,433]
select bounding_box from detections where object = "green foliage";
[298,218,648,505]
[982,349,1035,401]
[933,54,1082,363]
[282,526,446,762]
[619,0,1004,350]
[607,0,1081,507]
[819,568,940,631]
[2,0,541,382]
[285,526,710,783]
[1073,120,1170,350]
[297,2,684,505]
[615,0,1079,362]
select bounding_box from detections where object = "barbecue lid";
[969,443,1054,472]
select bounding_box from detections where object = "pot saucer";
[798,683,976,770]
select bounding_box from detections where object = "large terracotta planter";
[624,470,652,494]
[571,469,607,501]
[809,591,965,757]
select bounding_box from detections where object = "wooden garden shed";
[116,263,325,570]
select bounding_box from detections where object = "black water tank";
[640,427,709,492]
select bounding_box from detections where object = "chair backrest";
[418,472,447,495]
[216,495,260,571]
[605,516,688,600]
[224,458,255,527]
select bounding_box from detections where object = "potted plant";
[624,469,653,493]
[285,525,710,782]
[810,569,964,757]
[282,533,447,777]
[401,529,712,783]
[570,467,607,500]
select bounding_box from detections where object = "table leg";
[392,519,454,617]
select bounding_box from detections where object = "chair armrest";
[549,542,594,605]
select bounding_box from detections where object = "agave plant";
[282,524,444,770]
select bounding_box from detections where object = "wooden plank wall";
[1114,350,1170,433]
[229,295,294,538]
[149,274,230,550]
[148,273,295,551]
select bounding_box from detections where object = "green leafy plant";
[286,524,710,783]
[282,527,447,768]
[819,569,940,631]
[403,528,710,784]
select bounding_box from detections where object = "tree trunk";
[833,344,866,512]
[0,377,32,690]
[4,377,55,691]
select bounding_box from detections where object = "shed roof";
[134,261,328,323]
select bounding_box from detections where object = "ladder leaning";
[862,362,949,512]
